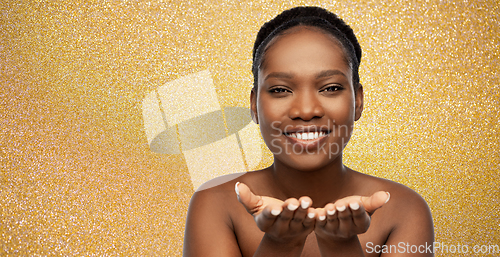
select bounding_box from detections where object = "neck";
[269,155,352,207]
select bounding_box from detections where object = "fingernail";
[336,205,346,212]
[327,209,336,215]
[319,215,326,221]
[307,212,315,219]
[271,209,281,216]
[301,200,310,209]
[288,203,299,211]
[349,202,360,211]
[385,192,391,204]
[234,182,240,196]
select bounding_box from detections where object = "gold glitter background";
[1,0,499,256]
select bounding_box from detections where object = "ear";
[250,88,259,124]
[354,84,364,121]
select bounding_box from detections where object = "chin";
[276,152,342,173]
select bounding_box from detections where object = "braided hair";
[252,6,362,90]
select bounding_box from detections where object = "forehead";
[265,25,343,51]
[260,27,351,79]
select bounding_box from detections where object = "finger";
[254,204,283,232]
[274,198,299,226]
[284,198,301,217]
[361,191,390,214]
[325,203,336,221]
[335,202,353,238]
[324,203,338,231]
[348,200,370,233]
[303,209,317,228]
[315,208,327,226]
[298,197,314,227]
[235,182,263,215]
[289,197,312,229]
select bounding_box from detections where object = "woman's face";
[251,26,363,172]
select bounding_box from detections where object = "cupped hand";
[236,182,317,242]
[314,191,390,240]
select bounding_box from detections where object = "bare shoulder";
[183,173,243,257]
[183,171,264,257]
[357,172,433,223]
[353,171,435,256]
[188,170,265,208]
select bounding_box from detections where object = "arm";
[380,191,434,256]
[183,190,242,257]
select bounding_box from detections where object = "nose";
[288,90,325,121]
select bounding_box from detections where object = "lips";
[281,128,330,151]
[285,131,328,140]
[283,126,331,142]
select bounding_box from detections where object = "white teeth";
[287,131,328,140]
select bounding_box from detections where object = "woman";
[184,6,434,256]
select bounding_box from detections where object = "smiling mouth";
[284,131,329,140]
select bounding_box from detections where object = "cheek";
[258,103,283,133]
[256,93,286,122]
[324,97,356,121]
[257,112,283,154]
[256,98,289,149]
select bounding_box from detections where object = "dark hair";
[252,6,362,90]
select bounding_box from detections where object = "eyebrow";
[315,69,347,79]
[264,72,294,81]
[264,70,347,82]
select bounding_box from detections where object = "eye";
[268,87,291,94]
[320,84,343,93]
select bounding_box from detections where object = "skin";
[183,26,434,257]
